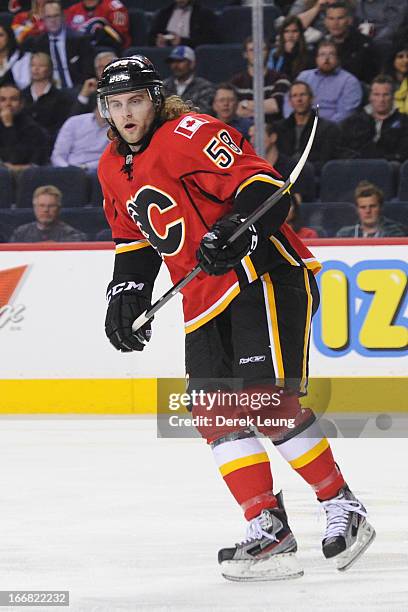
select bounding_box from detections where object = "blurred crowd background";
[0,0,407,242]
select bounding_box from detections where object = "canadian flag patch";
[174,116,209,139]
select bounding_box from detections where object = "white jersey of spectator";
[51,108,108,170]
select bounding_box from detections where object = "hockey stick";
[132,108,319,333]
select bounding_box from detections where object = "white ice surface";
[0,417,407,612]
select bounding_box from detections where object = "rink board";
[0,240,407,414]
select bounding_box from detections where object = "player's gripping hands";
[197,213,258,276]
[105,277,153,351]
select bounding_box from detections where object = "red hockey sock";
[211,435,278,520]
[273,419,345,500]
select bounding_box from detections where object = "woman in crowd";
[0,23,30,89]
[385,41,408,114]
[268,15,313,80]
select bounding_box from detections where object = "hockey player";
[97,56,375,581]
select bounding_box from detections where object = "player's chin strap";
[119,116,164,181]
[132,107,319,334]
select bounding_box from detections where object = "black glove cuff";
[106,277,152,304]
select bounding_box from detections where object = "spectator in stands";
[385,42,408,115]
[65,0,130,51]
[336,180,406,237]
[0,83,49,171]
[22,51,72,144]
[70,49,117,115]
[149,0,219,49]
[163,45,215,116]
[286,192,319,238]
[340,75,408,162]
[248,121,313,202]
[286,39,362,122]
[267,15,314,80]
[10,184,87,242]
[12,0,46,44]
[277,80,340,172]
[287,0,340,44]
[248,121,296,180]
[23,0,94,89]
[231,37,290,122]
[0,23,31,89]
[51,105,107,169]
[355,0,407,50]
[212,83,252,139]
[324,1,376,83]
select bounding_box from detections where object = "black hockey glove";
[197,213,258,276]
[105,277,153,352]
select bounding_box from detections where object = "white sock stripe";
[274,419,325,462]
[212,436,267,468]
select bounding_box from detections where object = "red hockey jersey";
[98,114,320,333]
[65,0,130,48]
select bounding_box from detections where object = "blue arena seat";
[383,202,408,232]
[294,161,316,203]
[123,46,172,79]
[0,209,35,241]
[88,171,104,207]
[300,202,358,237]
[320,160,395,203]
[128,8,150,46]
[196,44,244,82]
[397,160,408,202]
[218,6,281,44]
[0,168,14,208]
[95,228,113,241]
[17,167,90,208]
[60,207,110,240]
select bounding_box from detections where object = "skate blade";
[221,552,304,582]
[335,520,376,572]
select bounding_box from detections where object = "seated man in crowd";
[340,75,408,162]
[212,82,252,139]
[231,36,290,122]
[285,192,319,239]
[336,180,406,238]
[22,51,72,145]
[285,39,362,122]
[149,0,219,48]
[69,49,117,116]
[248,121,314,202]
[51,105,107,170]
[23,0,94,89]
[10,184,86,242]
[163,45,215,116]
[0,83,49,172]
[65,0,130,51]
[277,80,340,172]
[324,1,377,84]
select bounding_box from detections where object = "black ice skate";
[321,484,376,571]
[218,491,304,582]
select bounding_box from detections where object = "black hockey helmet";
[97,55,164,124]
